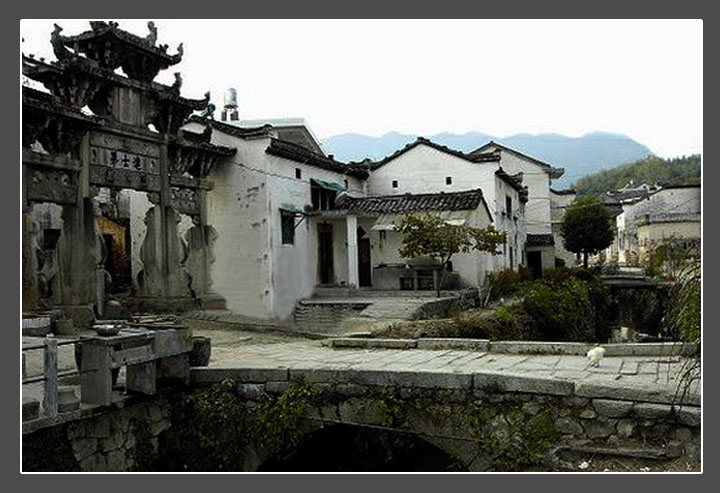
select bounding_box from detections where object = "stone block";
[563,396,590,408]
[334,383,367,397]
[149,420,169,437]
[473,373,574,396]
[148,403,166,422]
[100,429,124,452]
[237,383,266,401]
[592,399,634,418]
[490,341,593,355]
[72,438,98,460]
[416,338,489,351]
[579,408,597,420]
[351,369,471,389]
[265,381,290,394]
[666,440,684,459]
[366,339,417,349]
[676,406,701,427]
[289,368,349,384]
[575,382,699,405]
[672,427,693,443]
[616,419,635,438]
[106,450,126,471]
[22,397,39,422]
[522,400,542,416]
[190,367,289,384]
[582,419,615,439]
[331,338,369,349]
[91,417,111,438]
[555,417,583,436]
[633,403,674,419]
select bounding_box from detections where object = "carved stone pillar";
[51,199,99,328]
[21,212,40,311]
[137,205,164,298]
[137,205,192,305]
[164,207,190,298]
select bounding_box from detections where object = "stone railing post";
[43,335,58,418]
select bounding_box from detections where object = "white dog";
[586,347,606,368]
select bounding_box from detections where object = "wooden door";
[358,238,372,287]
[318,224,334,285]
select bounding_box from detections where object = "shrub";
[451,309,498,339]
[522,276,596,342]
[487,268,532,300]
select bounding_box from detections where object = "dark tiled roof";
[364,137,500,170]
[336,189,492,219]
[266,138,369,179]
[551,188,577,195]
[22,55,208,110]
[59,21,182,64]
[471,141,565,179]
[526,233,555,247]
[496,168,528,199]
[601,189,652,205]
[188,115,274,139]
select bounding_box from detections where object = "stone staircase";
[294,288,461,335]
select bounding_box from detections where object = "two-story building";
[470,142,564,275]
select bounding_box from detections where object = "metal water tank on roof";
[224,87,238,108]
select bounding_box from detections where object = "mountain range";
[320,131,654,188]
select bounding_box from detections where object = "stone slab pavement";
[200,339,700,404]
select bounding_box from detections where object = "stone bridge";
[189,340,701,471]
[23,339,701,471]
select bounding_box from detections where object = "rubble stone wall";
[23,396,171,472]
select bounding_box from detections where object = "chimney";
[221,87,239,122]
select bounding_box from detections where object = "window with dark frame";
[392,180,398,188]
[344,179,349,190]
[506,195,512,216]
[446,176,452,185]
[295,168,302,179]
[310,182,338,211]
[281,211,295,245]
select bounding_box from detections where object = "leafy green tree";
[395,212,506,296]
[559,196,614,268]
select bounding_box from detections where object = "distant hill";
[321,131,654,188]
[573,154,701,195]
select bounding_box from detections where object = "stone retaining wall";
[23,395,171,472]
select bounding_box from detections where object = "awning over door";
[311,178,346,193]
[370,210,473,231]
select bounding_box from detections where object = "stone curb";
[473,372,575,396]
[575,382,700,406]
[188,368,702,408]
[327,338,696,356]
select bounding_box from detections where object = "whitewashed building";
[549,188,577,266]
[470,142,565,275]
[615,184,701,266]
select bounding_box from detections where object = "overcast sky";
[21,19,702,157]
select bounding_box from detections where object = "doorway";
[527,250,542,279]
[318,223,334,285]
[358,238,372,287]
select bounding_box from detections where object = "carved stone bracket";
[170,187,200,217]
[26,168,78,205]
